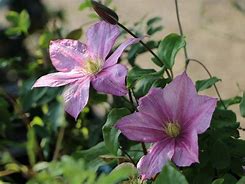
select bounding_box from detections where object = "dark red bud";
[91,0,119,25]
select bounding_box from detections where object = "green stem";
[117,22,172,79]
[174,0,189,69]
[52,126,65,160]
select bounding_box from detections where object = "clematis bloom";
[116,72,217,180]
[32,21,142,119]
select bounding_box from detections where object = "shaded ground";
[44,0,245,130]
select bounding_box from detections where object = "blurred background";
[0,0,245,183]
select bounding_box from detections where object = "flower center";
[164,122,181,138]
[85,59,102,74]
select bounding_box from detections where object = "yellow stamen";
[164,122,181,138]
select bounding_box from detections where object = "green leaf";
[79,0,92,11]
[210,140,230,169]
[212,179,224,184]
[158,33,186,69]
[102,108,130,155]
[73,142,109,170]
[27,127,38,166]
[196,77,221,92]
[6,11,19,24]
[223,174,237,184]
[5,10,30,36]
[236,177,245,184]
[19,10,30,34]
[218,96,242,109]
[147,17,162,26]
[97,163,137,184]
[66,28,83,40]
[239,92,245,117]
[154,164,188,184]
[39,32,53,48]
[127,66,157,88]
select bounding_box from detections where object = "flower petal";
[138,88,173,123]
[104,37,143,68]
[116,112,165,143]
[160,72,197,122]
[86,21,120,60]
[91,64,127,96]
[137,138,175,180]
[172,130,199,166]
[49,39,89,72]
[185,95,217,134]
[63,77,90,119]
[32,72,84,88]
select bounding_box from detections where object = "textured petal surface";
[32,72,84,88]
[63,77,90,119]
[104,37,143,68]
[138,88,172,123]
[159,72,197,122]
[116,112,165,143]
[86,21,120,60]
[49,39,89,72]
[172,130,199,166]
[91,64,127,96]
[185,95,217,134]
[137,139,175,180]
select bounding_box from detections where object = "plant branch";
[117,22,172,79]
[174,0,189,69]
[119,146,137,167]
[52,126,65,160]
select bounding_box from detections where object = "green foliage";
[158,33,186,69]
[154,164,188,184]
[239,92,245,117]
[127,66,169,97]
[1,1,245,184]
[102,108,130,155]
[66,28,83,40]
[79,0,92,11]
[196,77,221,92]
[212,179,224,184]
[5,10,30,36]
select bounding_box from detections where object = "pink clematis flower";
[32,21,142,119]
[116,72,217,180]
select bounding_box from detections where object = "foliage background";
[0,0,245,183]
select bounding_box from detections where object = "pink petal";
[138,88,173,123]
[137,138,175,180]
[86,21,120,60]
[91,64,127,96]
[116,112,165,143]
[32,72,84,88]
[49,39,89,72]
[104,37,143,68]
[159,72,198,122]
[172,130,199,166]
[63,77,90,119]
[184,95,217,134]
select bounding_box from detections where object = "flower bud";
[91,0,119,25]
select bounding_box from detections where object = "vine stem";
[117,22,172,79]
[52,126,65,160]
[174,0,189,68]
[174,0,226,110]
[119,146,137,167]
[187,58,227,109]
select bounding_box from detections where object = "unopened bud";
[91,0,119,25]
